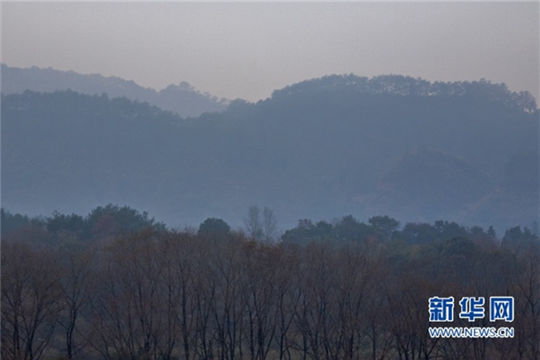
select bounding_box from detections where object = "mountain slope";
[2,75,538,230]
[357,148,496,221]
[1,64,228,117]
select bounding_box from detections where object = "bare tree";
[262,207,278,243]
[57,247,95,359]
[245,206,264,241]
[1,243,63,360]
[245,206,278,243]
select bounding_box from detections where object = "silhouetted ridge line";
[1,64,230,117]
[271,74,537,112]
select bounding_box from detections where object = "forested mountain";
[2,75,538,230]
[1,64,228,117]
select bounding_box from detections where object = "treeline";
[271,74,537,112]
[1,64,229,117]
[1,205,166,245]
[1,206,539,360]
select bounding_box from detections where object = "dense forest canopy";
[2,206,539,359]
[2,74,537,231]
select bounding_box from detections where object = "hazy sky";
[1,2,538,102]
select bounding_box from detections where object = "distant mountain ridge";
[271,74,537,112]
[2,74,538,231]
[1,64,229,117]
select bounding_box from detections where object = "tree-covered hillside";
[1,64,229,117]
[2,75,538,230]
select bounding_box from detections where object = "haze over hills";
[1,74,538,231]
[0,64,229,117]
